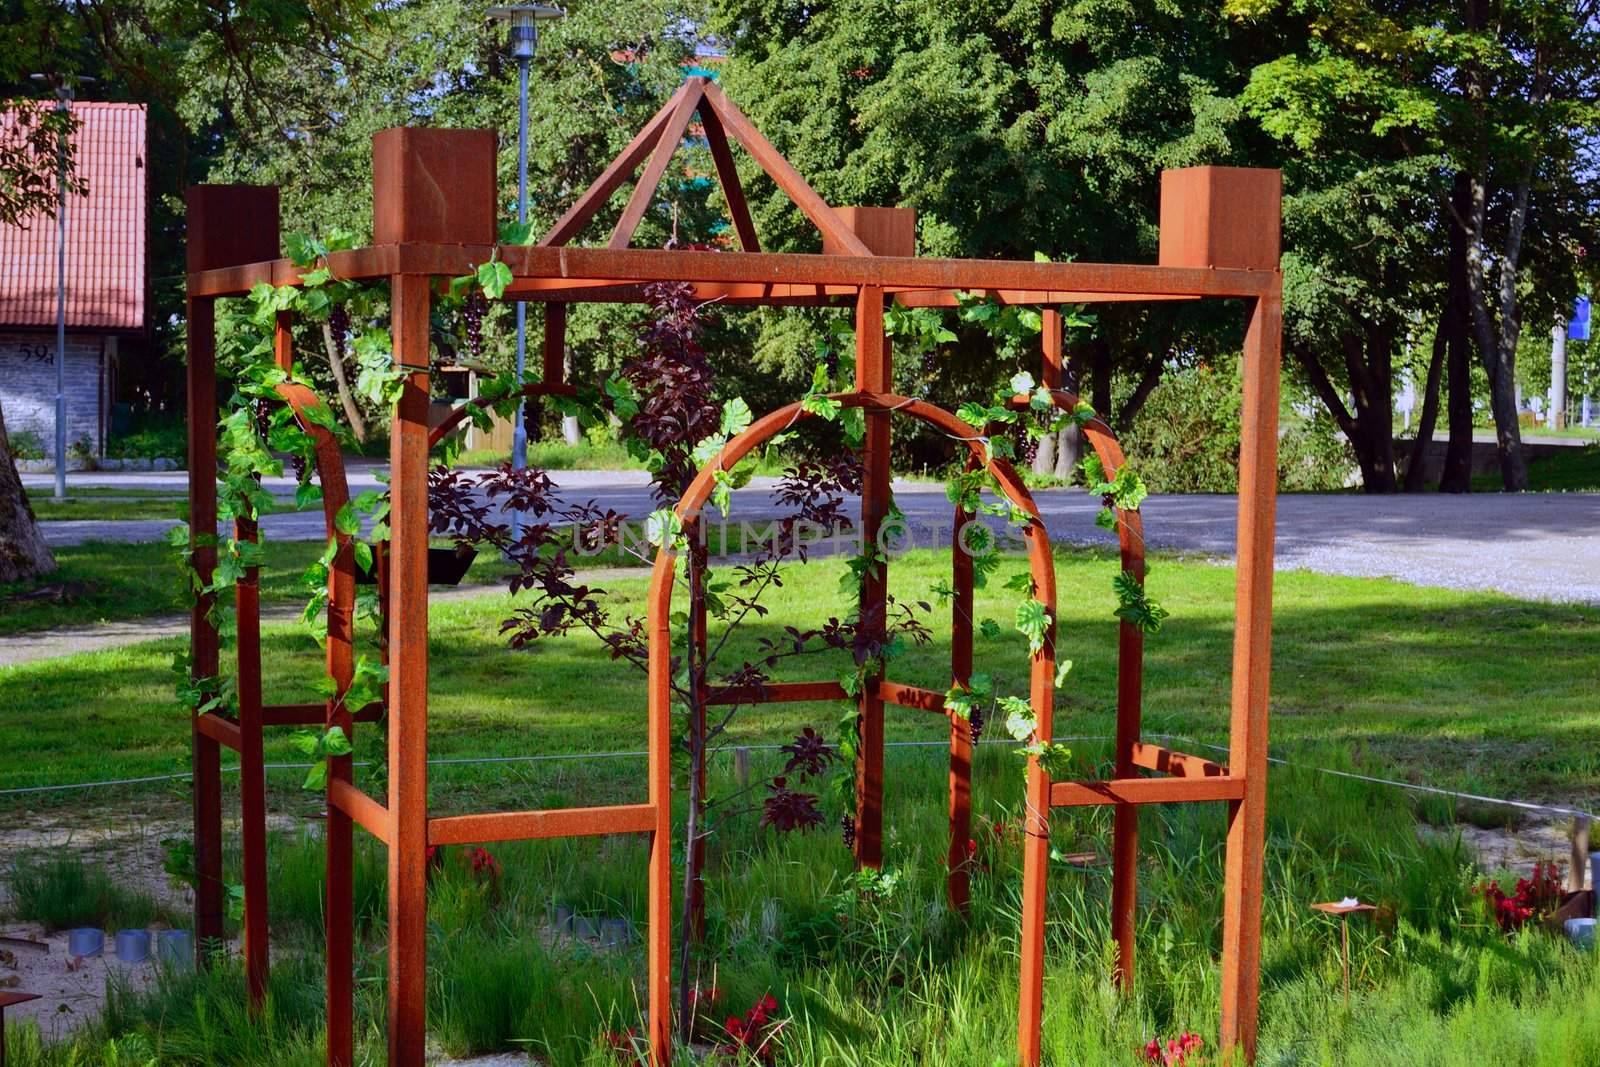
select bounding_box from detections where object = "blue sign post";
[1567,295,1590,341]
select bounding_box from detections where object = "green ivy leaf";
[841,406,866,448]
[322,726,354,757]
[720,397,753,436]
[802,392,842,421]
[1112,570,1170,634]
[498,220,535,245]
[1000,696,1035,741]
[477,260,513,300]
[604,376,640,421]
[302,761,329,791]
[956,401,991,428]
[1054,659,1074,687]
[645,509,682,549]
[1015,598,1051,655]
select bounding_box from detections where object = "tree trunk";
[1462,158,1531,489]
[321,323,368,444]
[1440,172,1475,493]
[1031,422,1056,478]
[1117,350,1164,433]
[1088,337,1112,424]
[1295,336,1396,493]
[1403,322,1446,491]
[0,399,57,583]
[1052,424,1082,482]
[1453,1,1532,488]
[1347,326,1398,492]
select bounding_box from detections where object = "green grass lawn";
[4,546,1599,1065]
[27,496,189,521]
[4,547,1596,808]
[0,539,540,637]
[25,488,322,522]
[0,540,323,636]
[454,438,646,470]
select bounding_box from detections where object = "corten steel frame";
[184,77,1283,1067]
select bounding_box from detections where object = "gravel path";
[27,470,1600,606]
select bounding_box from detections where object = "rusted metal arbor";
[184,77,1282,1066]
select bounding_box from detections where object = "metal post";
[53,84,70,500]
[1219,292,1283,1064]
[1551,323,1568,430]
[489,4,561,539]
[511,53,530,539]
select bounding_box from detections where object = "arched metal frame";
[213,352,588,1061]
[647,389,1061,909]
[184,109,1283,1067]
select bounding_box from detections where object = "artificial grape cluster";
[328,304,350,365]
[462,289,487,360]
[840,813,856,849]
[968,704,986,744]
[1014,418,1039,467]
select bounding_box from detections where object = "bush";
[106,412,186,460]
[1121,357,1356,492]
[7,427,45,460]
[1120,359,1242,492]
[1279,411,1357,491]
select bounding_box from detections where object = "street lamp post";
[30,73,87,501]
[489,5,562,540]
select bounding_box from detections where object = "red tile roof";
[0,102,147,331]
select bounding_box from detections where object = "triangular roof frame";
[539,76,873,257]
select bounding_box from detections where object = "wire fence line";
[3,731,1595,822]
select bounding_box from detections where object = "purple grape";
[328,304,351,364]
[463,289,487,360]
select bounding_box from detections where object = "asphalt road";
[26,469,1600,605]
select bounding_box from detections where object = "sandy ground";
[0,802,290,1037]
[0,926,164,1041]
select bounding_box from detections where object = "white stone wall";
[0,331,107,459]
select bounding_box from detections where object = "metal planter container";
[157,929,193,966]
[67,928,103,957]
[114,929,150,963]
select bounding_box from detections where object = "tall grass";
[5,852,177,932]
[7,751,1598,1065]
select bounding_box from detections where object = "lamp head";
[487,5,563,60]
[29,72,95,103]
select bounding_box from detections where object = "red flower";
[1476,861,1564,932]
[1143,1031,1203,1065]
[719,994,783,1063]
